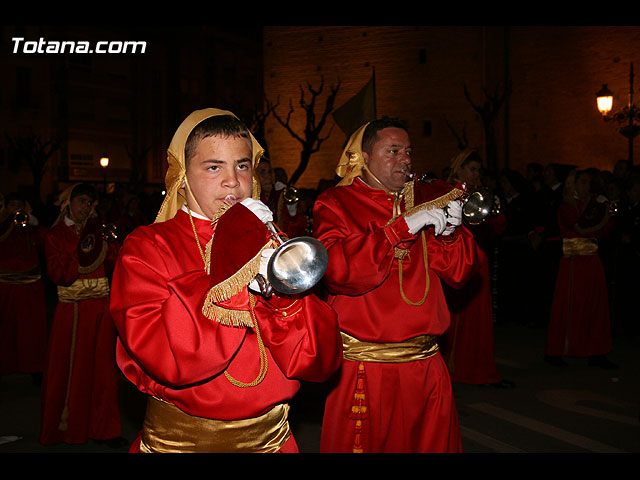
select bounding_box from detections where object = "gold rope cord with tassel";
[349,362,368,453]
[224,292,268,388]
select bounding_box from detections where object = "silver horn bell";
[256,222,329,296]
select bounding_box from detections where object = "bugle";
[255,221,328,297]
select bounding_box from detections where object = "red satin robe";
[441,215,505,385]
[39,219,122,445]
[313,178,480,453]
[109,209,342,452]
[545,198,613,357]
[0,216,48,375]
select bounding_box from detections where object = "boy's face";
[68,194,94,223]
[185,134,254,219]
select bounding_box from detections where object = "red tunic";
[313,178,479,453]
[440,214,505,385]
[110,209,342,452]
[0,216,48,375]
[441,250,502,384]
[39,219,122,445]
[545,198,613,357]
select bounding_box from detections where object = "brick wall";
[263,26,640,189]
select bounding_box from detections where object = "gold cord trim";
[399,231,429,306]
[224,293,268,387]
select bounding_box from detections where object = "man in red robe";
[545,169,616,368]
[110,108,342,453]
[39,183,123,446]
[0,193,48,381]
[440,150,511,387]
[314,117,481,453]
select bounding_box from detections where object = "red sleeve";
[313,195,417,296]
[110,230,246,388]
[256,293,342,382]
[427,225,484,289]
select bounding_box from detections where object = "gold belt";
[139,396,292,453]
[340,331,439,363]
[0,265,41,284]
[57,277,109,302]
[562,237,598,257]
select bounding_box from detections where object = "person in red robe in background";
[439,150,513,387]
[545,169,617,369]
[314,117,481,453]
[256,158,307,238]
[110,109,341,453]
[0,192,48,383]
[39,183,125,447]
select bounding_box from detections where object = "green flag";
[332,71,376,139]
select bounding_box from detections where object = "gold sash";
[57,277,110,302]
[341,331,439,363]
[0,265,41,284]
[139,396,292,453]
[562,237,598,257]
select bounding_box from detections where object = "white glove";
[248,248,276,294]
[274,181,287,191]
[405,208,448,235]
[442,200,462,236]
[240,197,273,223]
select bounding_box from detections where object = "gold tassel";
[349,362,368,453]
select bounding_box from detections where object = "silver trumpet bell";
[462,190,493,225]
[256,222,329,296]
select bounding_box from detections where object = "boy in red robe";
[110,109,342,453]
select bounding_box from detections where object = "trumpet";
[13,210,29,227]
[410,173,500,225]
[254,221,328,297]
[458,186,502,225]
[282,185,300,205]
[101,222,120,242]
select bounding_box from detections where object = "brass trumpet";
[282,185,300,205]
[101,222,120,242]
[13,210,29,227]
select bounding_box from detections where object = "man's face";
[68,194,94,223]
[457,160,482,187]
[185,134,253,219]
[363,127,412,193]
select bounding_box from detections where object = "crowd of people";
[1,108,638,453]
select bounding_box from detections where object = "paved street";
[1,322,638,454]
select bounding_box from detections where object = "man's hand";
[240,198,273,224]
[405,208,448,235]
[442,200,462,236]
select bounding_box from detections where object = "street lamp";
[100,156,109,193]
[596,62,640,165]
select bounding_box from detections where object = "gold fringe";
[203,241,275,305]
[402,187,463,218]
[202,303,254,328]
